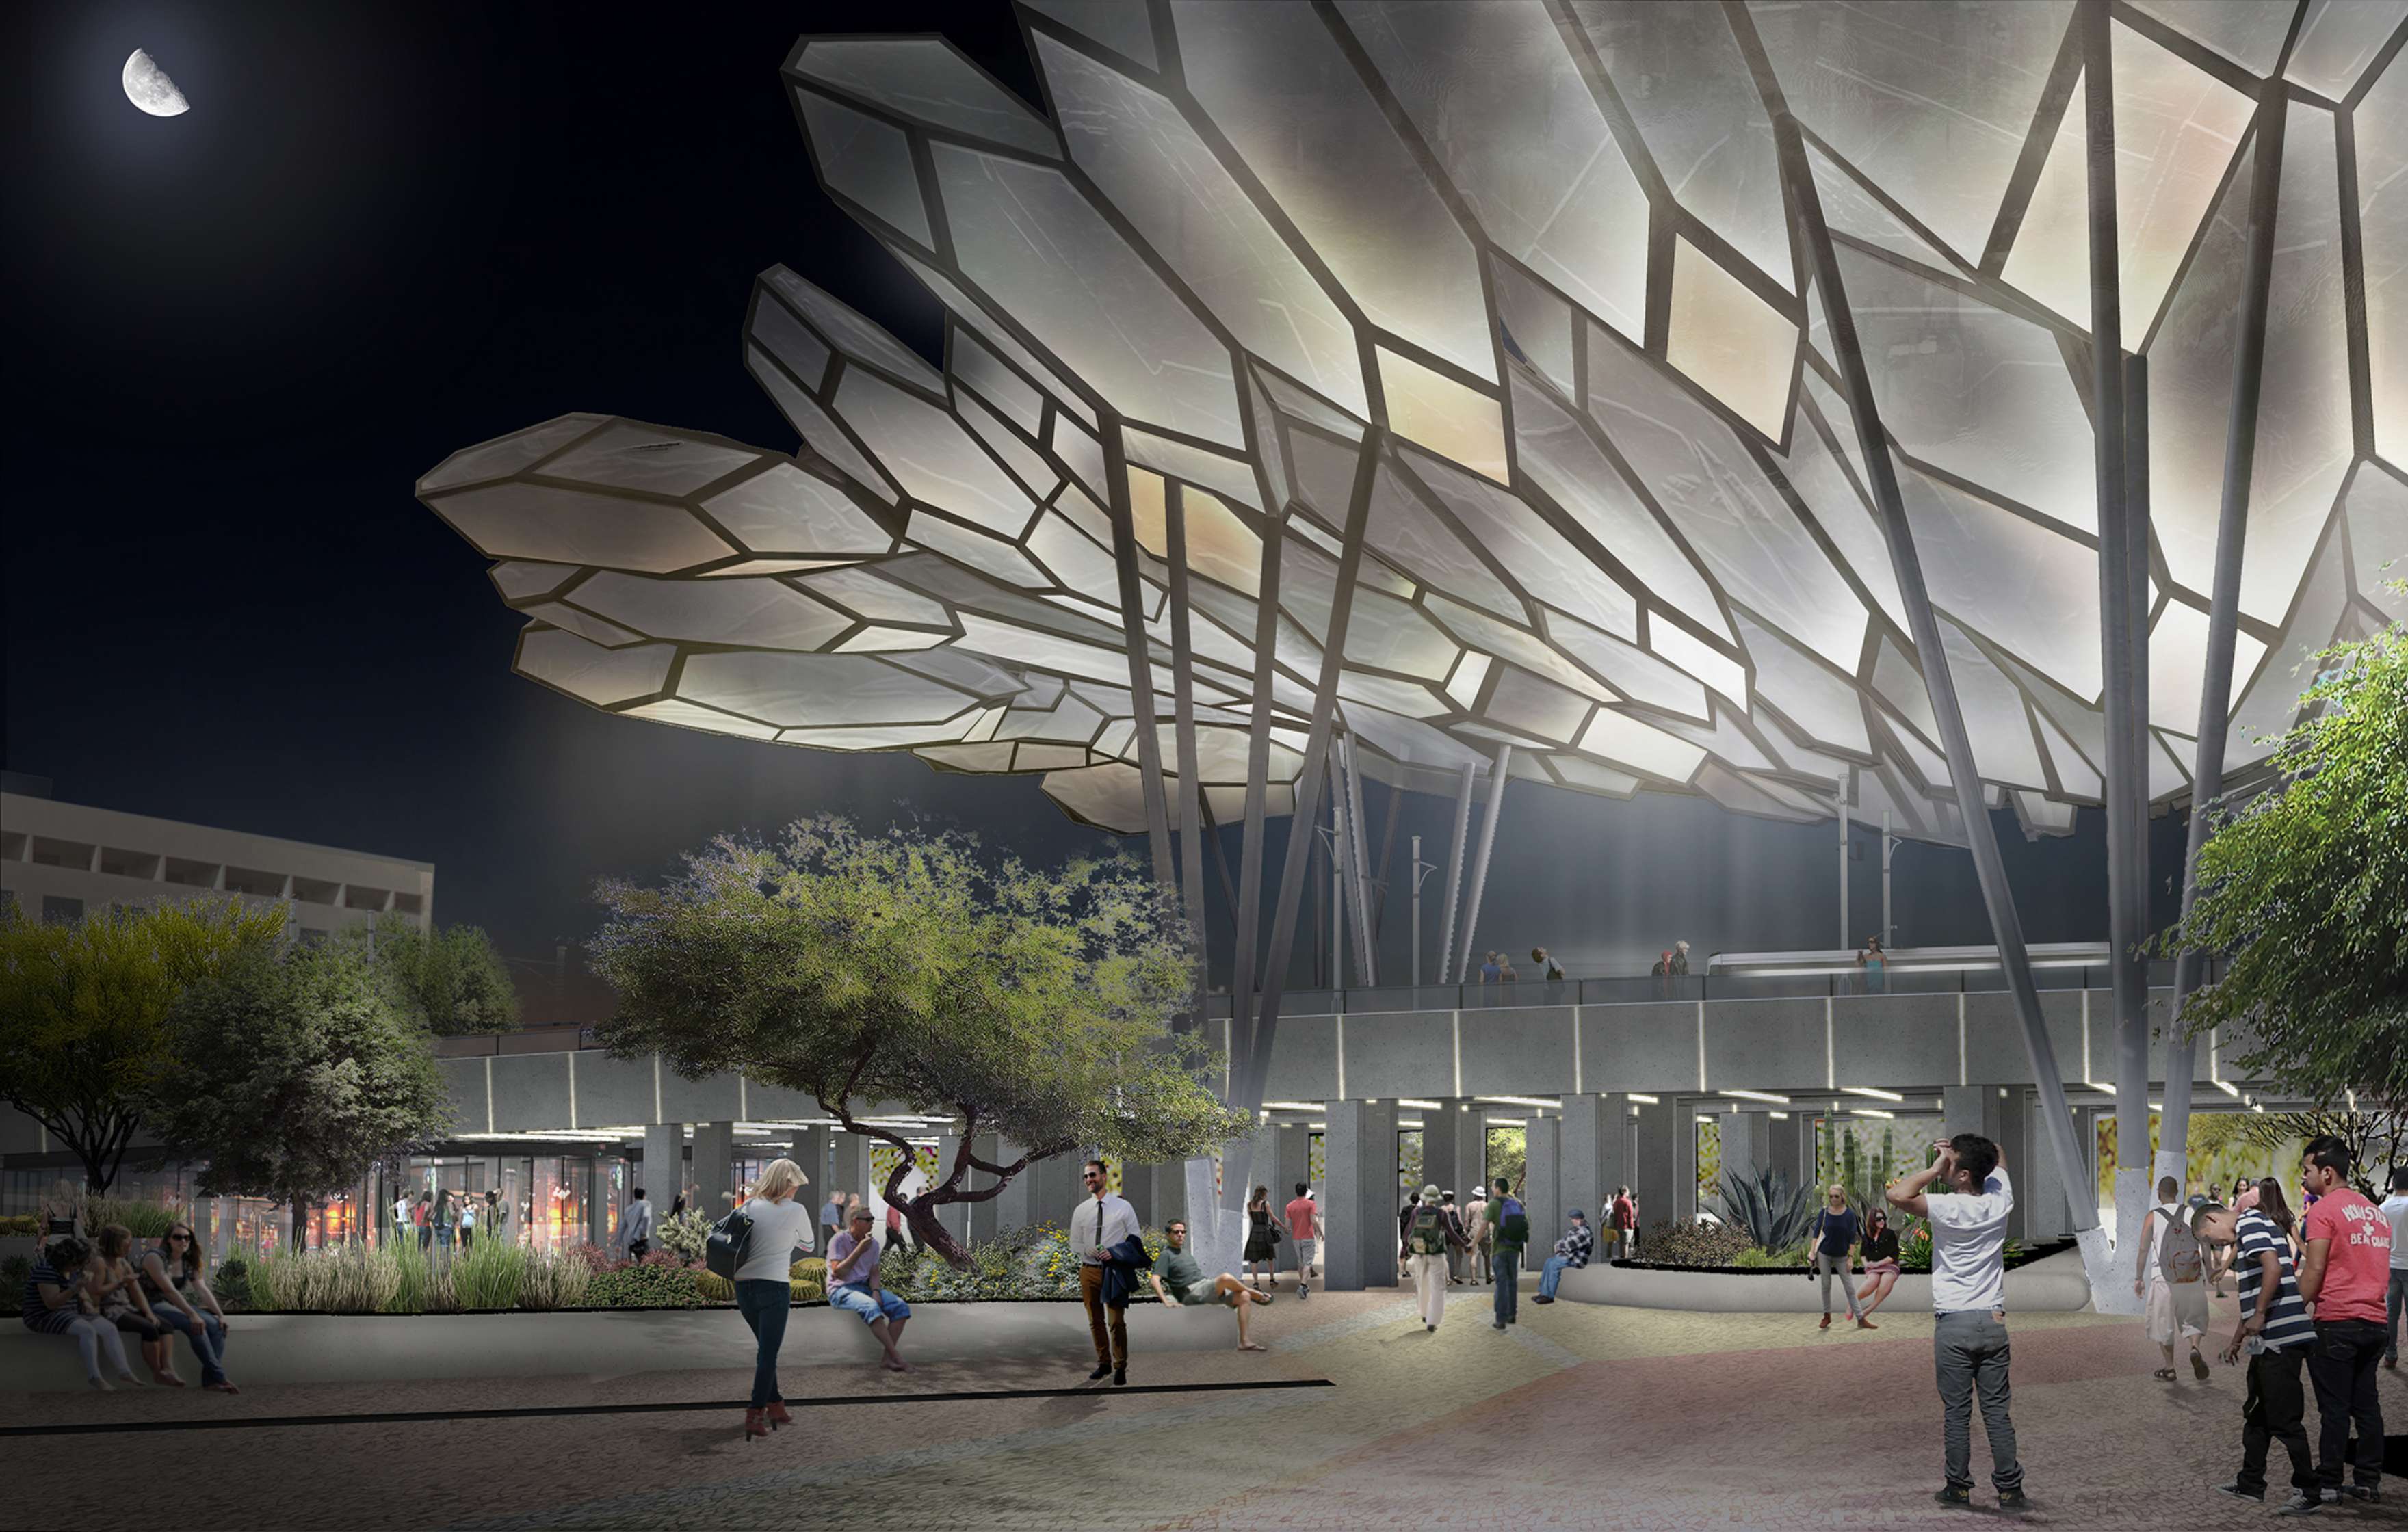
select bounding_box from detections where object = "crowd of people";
[21,1217,236,1392]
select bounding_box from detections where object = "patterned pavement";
[8,1283,2404,1530]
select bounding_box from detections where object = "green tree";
[2233,1107,2405,1201]
[590,817,1249,1267]
[0,898,286,1191]
[2162,624,2407,1109]
[150,941,453,1249]
[356,915,521,1034]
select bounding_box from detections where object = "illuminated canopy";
[421,1,2408,843]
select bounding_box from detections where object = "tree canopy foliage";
[591,817,1248,1265]
[353,915,520,1035]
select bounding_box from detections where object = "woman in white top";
[731,1157,817,1440]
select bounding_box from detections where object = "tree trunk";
[291,1197,309,1253]
[898,1195,971,1268]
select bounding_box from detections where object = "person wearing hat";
[1402,1182,1470,1332]
[1534,1209,1596,1304]
[826,1201,913,1379]
[1439,1190,1467,1284]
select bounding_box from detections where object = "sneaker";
[1425,1322,1435,1333]
[2340,1487,2381,1505]
[2214,1483,2266,1503]
[1996,1489,2028,1511]
[1933,1486,1972,1508]
[2277,1491,2322,1516]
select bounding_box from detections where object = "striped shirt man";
[2234,1209,2314,1351]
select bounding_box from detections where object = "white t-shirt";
[1927,1164,2015,1313]
[2382,1194,2408,1271]
[733,1195,818,1284]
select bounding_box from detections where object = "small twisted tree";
[591,817,1248,1267]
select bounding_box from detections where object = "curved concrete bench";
[1552,1246,2091,1312]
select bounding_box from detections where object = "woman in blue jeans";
[731,1158,817,1440]
[137,1221,237,1392]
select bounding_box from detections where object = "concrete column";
[1716,1111,1772,1216]
[1323,1098,1398,1291]
[1996,1089,2029,1244]
[1771,1113,1806,1197]
[791,1126,831,1206]
[640,1123,683,1213]
[830,1133,874,1217]
[691,1121,735,1219]
[2023,1096,2080,1243]
[1558,1095,1612,1232]
[1943,1086,2002,1147]
[1523,1113,1562,1254]
[1277,1125,1311,1202]
[1632,1098,1679,1245]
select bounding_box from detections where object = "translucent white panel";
[1049,412,1108,501]
[1173,0,1495,380]
[1257,368,1365,438]
[761,268,944,393]
[1339,589,1459,681]
[1492,261,1578,396]
[1835,246,2096,533]
[2032,706,2102,798]
[2238,105,2353,621]
[750,289,833,394]
[1363,455,1522,621]
[1753,0,2073,261]
[835,626,950,653]
[784,717,986,750]
[2147,597,2269,732]
[1509,373,1730,634]
[1937,621,2049,788]
[1025,508,1119,594]
[536,423,759,497]
[746,345,900,503]
[1649,621,1749,708]
[1400,443,1639,638]
[1168,487,1262,596]
[955,612,1136,686]
[1664,240,1796,439]
[703,462,893,553]
[1576,709,1710,782]
[2149,729,2191,794]
[1872,639,1942,745]
[1807,142,1960,272]
[831,367,1032,531]
[622,698,783,741]
[1735,611,1869,756]
[488,560,576,601]
[573,572,850,652]
[430,481,735,573]
[1655,704,1776,771]
[1012,742,1091,771]
[2015,790,2078,833]
[519,630,673,706]
[2225,515,2349,763]
[934,144,1243,445]
[886,246,1094,427]
[1147,723,1299,784]
[1547,612,1710,719]
[917,740,1021,772]
[1445,650,1493,710]
[2002,30,2255,333]
[1573,0,1794,289]
[2346,464,2408,619]
[698,558,855,577]
[799,565,951,625]
[1899,468,2102,698]
[1423,593,1616,703]
[2143,133,2256,598]
[2286,0,2407,96]
[1025,0,1157,68]
[1549,756,1645,797]
[1123,428,1261,510]
[1336,671,1450,717]
[2129,0,2296,75]
[792,40,1060,159]
[994,690,1105,743]
[1036,34,1365,415]
[681,650,979,726]
[951,328,1043,436]
[1337,0,1650,338]
[1487,668,1592,743]
[1586,324,1864,668]
[904,511,1049,587]
[420,415,605,494]
[954,388,1056,499]
[795,89,931,245]
[1375,348,1508,482]
[1790,373,1909,631]
[526,603,642,648]
[1043,762,1153,833]
[2361,52,2408,461]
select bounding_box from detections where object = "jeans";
[155,1307,228,1386]
[1493,1248,1520,1325]
[733,1278,789,1408]
[2307,1319,2387,1490]
[1816,1252,1863,1318]
[2236,1345,2316,1495]
[2389,1270,2406,1362]
[1934,1310,2021,1492]
[1537,1255,1578,1299]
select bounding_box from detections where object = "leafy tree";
[2232,1107,2405,1201]
[150,940,452,1249]
[0,898,285,1191]
[356,914,521,1034]
[2162,624,2406,1109]
[590,817,1248,1266]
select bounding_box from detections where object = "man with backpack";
[2134,1175,2210,1382]
[1402,1183,1469,1332]
[1490,1176,1529,1330]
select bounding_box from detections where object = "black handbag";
[705,1204,755,1280]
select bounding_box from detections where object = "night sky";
[2,1,2158,1016]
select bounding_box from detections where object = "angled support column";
[2167,95,2288,1182]
[1165,482,1209,1016]
[1324,748,1350,992]
[1454,745,1515,985]
[1342,734,1378,983]
[1436,761,1477,983]
[1103,426,1175,889]
[1225,532,1288,1085]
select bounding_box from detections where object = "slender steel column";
[1764,83,2098,1240]
[1325,748,1348,992]
[1225,531,1287,1079]
[1165,481,1209,1014]
[2168,98,2288,1174]
[1409,833,1426,986]
[1342,734,1378,983]
[1436,761,1477,982]
[1103,426,1175,889]
[1836,773,1851,949]
[1881,809,1894,947]
[1454,743,1515,984]
[1370,776,1402,941]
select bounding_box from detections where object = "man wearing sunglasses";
[1074,1158,1140,1385]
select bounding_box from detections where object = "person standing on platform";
[1489,1176,1528,1331]
[1243,1185,1285,1293]
[622,1186,655,1261]
[1889,1134,2024,1511]
[2134,1175,2210,1382]
[1440,1190,1467,1284]
[1610,1186,1637,1262]
[1809,1185,1872,1331]
[1283,1183,1318,1301]
[1463,1187,1491,1285]
[2296,1136,2392,1505]
[729,1157,818,1439]
[2196,1201,2318,1511]
[1402,1183,1467,1332]
[1074,1158,1139,1386]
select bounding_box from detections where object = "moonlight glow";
[122,49,189,117]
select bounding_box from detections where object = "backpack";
[1408,1204,1450,1256]
[2156,1205,2203,1285]
[1497,1198,1530,1248]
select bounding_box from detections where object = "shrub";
[1729,1241,1814,1269]
[451,1241,526,1310]
[656,1209,712,1264]
[1716,1167,1818,1252]
[1,1254,29,1294]
[213,1253,253,1310]
[252,1241,402,1313]
[0,1214,38,1237]
[519,1249,592,1310]
[80,1195,186,1240]
[584,1262,703,1308]
[1635,1219,1756,1268]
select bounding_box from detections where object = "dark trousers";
[2307,1320,2387,1490]
[2389,1271,2405,1362]
[733,1278,789,1408]
[1493,1248,1520,1324]
[2236,1345,2315,1494]
[1079,1263,1127,1368]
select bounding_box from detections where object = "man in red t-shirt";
[1283,1183,1318,1300]
[2297,1136,2392,1503]
[1610,1186,1637,1261]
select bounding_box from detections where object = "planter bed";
[1552,1243,2092,1313]
[1611,1237,2075,1278]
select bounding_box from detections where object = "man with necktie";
[1075,1157,1140,1385]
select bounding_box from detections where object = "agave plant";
[1716,1165,1818,1252]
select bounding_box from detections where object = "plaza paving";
[6,1280,2403,1531]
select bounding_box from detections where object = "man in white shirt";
[1073,1157,1140,1386]
[1889,1134,2024,1511]
[391,1192,414,1247]
[622,1186,656,1260]
[2383,1167,2408,1369]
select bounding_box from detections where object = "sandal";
[2153,1369,2177,1382]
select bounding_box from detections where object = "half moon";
[123,49,189,117]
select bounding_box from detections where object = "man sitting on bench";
[1149,1218,1274,1351]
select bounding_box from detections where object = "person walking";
[428,1187,458,1259]
[2296,1136,2392,1505]
[1890,1134,2024,1510]
[1809,1185,1872,1330]
[1439,1190,1466,1284]
[1856,1206,1904,1319]
[391,1189,414,1249]
[1402,1183,1467,1332]
[1396,1188,1422,1284]
[1608,1185,1637,1262]
[1074,1157,1140,1386]
[2134,1175,2210,1382]
[1283,1183,1318,1301]
[1668,940,1690,975]
[820,1188,846,1254]
[1149,1219,1274,1349]
[1243,1185,1285,1293]
[1489,1176,1528,1331]
[2196,1200,2319,1513]
[1462,1188,1491,1285]
[728,1157,819,1440]
[622,1186,655,1261]
[413,1191,432,1252]
[1532,1208,1593,1304]
[826,1204,911,1382]
[2380,1167,2408,1370]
